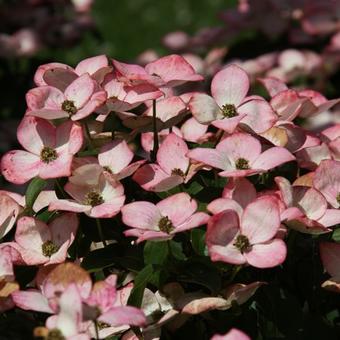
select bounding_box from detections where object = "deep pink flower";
[320,242,340,293]
[14,213,78,266]
[211,328,250,340]
[121,192,209,243]
[189,64,277,133]
[1,116,83,184]
[206,196,287,268]
[187,132,295,178]
[26,73,107,121]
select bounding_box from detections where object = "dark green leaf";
[169,240,187,261]
[332,227,340,242]
[185,181,204,195]
[25,177,47,210]
[191,229,207,256]
[127,264,154,307]
[144,241,168,265]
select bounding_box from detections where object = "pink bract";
[187,132,295,178]
[1,116,83,184]
[206,196,287,268]
[121,192,209,243]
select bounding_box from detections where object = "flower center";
[40,146,58,163]
[233,234,251,253]
[84,190,104,207]
[221,104,238,118]
[61,100,77,115]
[103,166,113,174]
[46,329,65,340]
[337,192,340,205]
[235,158,250,170]
[158,216,174,234]
[171,168,185,177]
[42,240,59,257]
[97,321,111,330]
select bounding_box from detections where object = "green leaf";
[144,241,168,265]
[185,181,204,195]
[169,240,187,261]
[127,264,154,307]
[25,177,47,210]
[191,229,207,256]
[332,227,340,242]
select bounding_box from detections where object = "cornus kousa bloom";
[211,328,250,340]
[1,116,83,184]
[313,160,340,208]
[26,73,107,121]
[189,64,277,133]
[34,54,111,89]
[206,196,287,268]
[275,177,340,231]
[13,214,78,266]
[133,133,195,192]
[98,140,146,180]
[319,242,340,293]
[187,132,295,178]
[49,164,125,218]
[0,191,22,239]
[121,192,209,243]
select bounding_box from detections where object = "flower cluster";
[1,51,340,339]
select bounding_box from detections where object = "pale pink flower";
[206,196,287,268]
[133,133,195,192]
[26,73,107,121]
[313,159,340,208]
[14,213,78,266]
[98,140,145,180]
[211,328,250,340]
[121,192,209,243]
[49,164,125,218]
[320,242,340,293]
[275,176,340,232]
[1,116,83,184]
[0,191,22,238]
[187,132,295,178]
[34,55,110,89]
[320,124,340,160]
[84,274,146,329]
[189,64,277,133]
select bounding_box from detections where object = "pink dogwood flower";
[187,132,295,178]
[206,196,287,268]
[14,213,78,266]
[320,242,340,293]
[133,133,195,192]
[98,140,146,180]
[211,328,250,340]
[26,73,107,121]
[0,191,22,239]
[275,176,340,232]
[1,116,83,184]
[121,192,209,243]
[189,64,277,133]
[49,164,125,218]
[313,159,340,208]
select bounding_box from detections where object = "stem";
[55,178,67,198]
[96,218,107,247]
[226,265,242,285]
[151,99,159,162]
[94,320,99,339]
[84,121,95,150]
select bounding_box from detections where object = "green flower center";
[233,234,251,253]
[235,158,250,170]
[42,240,59,257]
[84,190,104,207]
[221,104,238,118]
[46,329,65,340]
[40,146,58,163]
[61,100,77,115]
[171,168,185,177]
[337,192,340,205]
[158,216,174,234]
